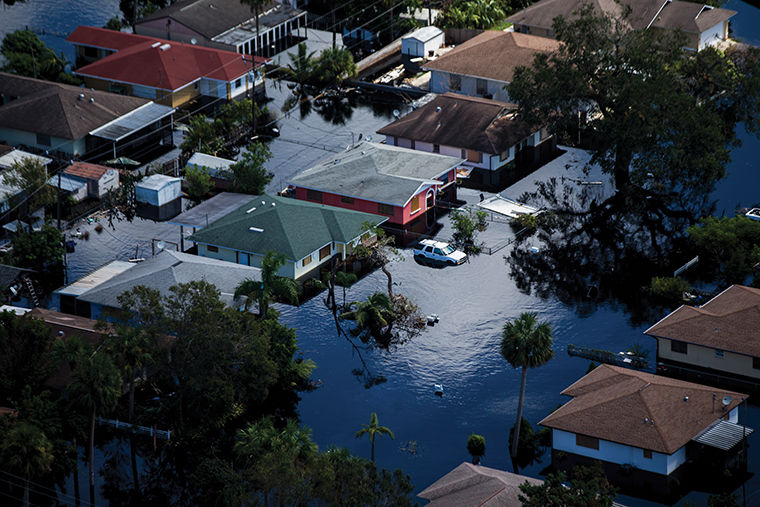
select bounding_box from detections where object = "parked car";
[414,239,467,265]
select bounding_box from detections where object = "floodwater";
[1,0,759,504]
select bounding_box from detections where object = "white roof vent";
[249,227,264,233]
[89,97,94,103]
[151,42,161,48]
[271,202,275,206]
[245,206,256,213]
[78,93,85,100]
[159,43,171,51]
[436,106,441,112]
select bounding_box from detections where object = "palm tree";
[284,42,316,92]
[105,326,153,424]
[240,0,267,55]
[0,422,54,507]
[340,292,394,344]
[501,312,554,458]
[334,271,358,309]
[67,351,122,506]
[235,251,299,318]
[355,412,394,462]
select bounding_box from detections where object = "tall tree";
[285,42,316,91]
[1,29,78,84]
[355,412,394,463]
[103,325,154,424]
[240,0,266,55]
[0,311,55,403]
[500,312,553,458]
[340,291,395,345]
[508,5,760,209]
[183,165,213,203]
[518,463,616,507]
[227,142,273,194]
[67,350,122,506]
[235,251,299,318]
[2,156,55,213]
[0,421,54,507]
[467,433,486,465]
[10,223,64,272]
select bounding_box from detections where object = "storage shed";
[135,174,182,220]
[401,26,444,58]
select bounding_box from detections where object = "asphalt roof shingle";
[377,93,536,155]
[540,365,746,454]
[645,285,760,357]
[188,194,388,261]
[289,142,463,207]
[0,72,149,140]
[423,31,560,83]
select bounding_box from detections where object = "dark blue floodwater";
[1,1,759,505]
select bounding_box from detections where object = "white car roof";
[419,239,450,249]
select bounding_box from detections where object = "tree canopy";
[1,30,79,84]
[509,6,760,210]
[228,142,273,194]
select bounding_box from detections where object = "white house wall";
[386,136,513,171]
[657,337,760,381]
[428,70,510,102]
[699,22,726,49]
[131,84,157,100]
[552,429,685,475]
[0,127,81,156]
[97,169,119,198]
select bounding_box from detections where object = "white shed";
[186,152,234,180]
[135,174,182,220]
[401,26,444,58]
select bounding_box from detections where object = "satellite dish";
[156,241,166,251]
[722,396,732,406]
[392,109,400,119]
[190,38,197,45]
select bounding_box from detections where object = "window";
[433,144,440,153]
[302,254,312,267]
[715,349,724,358]
[671,340,687,354]
[378,203,394,216]
[341,195,354,204]
[643,449,652,459]
[410,140,416,150]
[439,172,449,185]
[235,78,242,88]
[434,248,444,255]
[466,150,482,163]
[753,357,760,370]
[575,434,599,450]
[449,73,461,91]
[476,78,487,96]
[392,136,398,146]
[306,189,323,202]
[207,245,219,253]
[194,81,199,90]
[410,195,420,213]
[36,133,51,146]
[319,244,331,260]
[461,148,466,159]
[500,149,509,161]
[83,46,98,58]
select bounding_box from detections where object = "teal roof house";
[188,194,388,280]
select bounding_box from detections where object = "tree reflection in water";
[506,174,711,325]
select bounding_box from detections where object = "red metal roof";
[70,26,267,91]
[65,161,110,181]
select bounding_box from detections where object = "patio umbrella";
[174,122,191,132]
[104,156,141,166]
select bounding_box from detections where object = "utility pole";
[332,0,336,49]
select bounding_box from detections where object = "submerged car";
[413,239,467,265]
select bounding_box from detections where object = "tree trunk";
[613,147,632,191]
[89,408,96,506]
[73,435,81,507]
[381,264,393,299]
[128,376,135,424]
[23,477,29,507]
[255,5,260,56]
[130,434,140,498]
[510,366,528,458]
[370,437,375,463]
[132,0,139,31]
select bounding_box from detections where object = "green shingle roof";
[187,194,388,261]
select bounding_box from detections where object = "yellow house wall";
[657,337,760,380]
[166,82,201,107]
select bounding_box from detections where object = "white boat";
[434,384,444,396]
[745,208,760,221]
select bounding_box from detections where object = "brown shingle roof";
[0,73,149,140]
[377,93,536,155]
[423,31,560,83]
[651,1,736,33]
[65,161,110,181]
[506,0,668,31]
[645,285,760,357]
[540,365,746,454]
[418,462,541,506]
